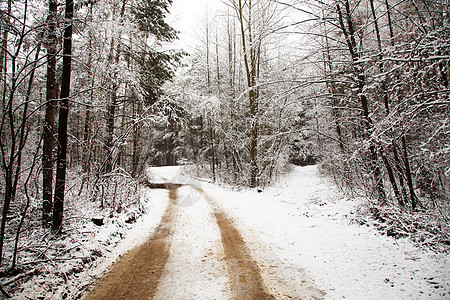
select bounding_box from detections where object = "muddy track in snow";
[83,188,178,300]
[83,184,274,299]
[199,189,274,299]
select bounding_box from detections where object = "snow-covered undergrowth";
[204,166,449,299]
[319,158,450,254]
[352,204,450,254]
[0,170,169,299]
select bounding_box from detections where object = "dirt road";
[83,181,323,299]
[83,183,277,299]
[83,188,179,299]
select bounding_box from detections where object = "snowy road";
[82,166,448,299]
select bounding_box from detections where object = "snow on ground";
[149,166,181,183]
[15,188,170,299]
[15,165,448,299]
[200,166,449,299]
[155,186,231,299]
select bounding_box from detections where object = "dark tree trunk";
[208,119,216,182]
[104,86,117,174]
[369,0,405,206]
[236,0,259,187]
[42,0,58,223]
[381,150,403,206]
[132,100,142,178]
[52,0,73,233]
[401,136,418,210]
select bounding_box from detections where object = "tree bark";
[401,136,418,210]
[42,0,58,223]
[104,86,117,173]
[132,99,142,178]
[208,118,216,182]
[52,0,73,233]
[236,0,259,187]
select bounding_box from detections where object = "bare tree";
[52,0,74,233]
[0,0,44,267]
[42,0,58,223]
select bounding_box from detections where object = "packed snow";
[154,186,231,299]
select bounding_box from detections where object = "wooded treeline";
[173,0,449,213]
[0,0,181,271]
[168,0,315,187]
[310,0,449,211]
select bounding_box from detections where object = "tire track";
[198,189,275,299]
[83,187,179,300]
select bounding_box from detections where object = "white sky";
[168,0,224,52]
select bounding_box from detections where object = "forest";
[0,0,448,297]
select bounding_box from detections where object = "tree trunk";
[132,100,142,178]
[321,8,345,152]
[401,136,418,210]
[0,82,18,267]
[0,0,11,76]
[369,0,405,206]
[11,45,42,269]
[0,2,38,266]
[236,0,259,187]
[104,0,126,174]
[42,0,58,223]
[78,3,95,195]
[104,86,117,173]
[52,0,73,233]
[384,0,418,207]
[205,11,211,95]
[215,31,221,94]
[208,118,216,182]
[227,11,235,94]
[337,1,386,200]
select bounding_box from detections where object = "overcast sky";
[168,0,223,51]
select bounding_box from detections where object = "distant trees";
[174,0,311,186]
